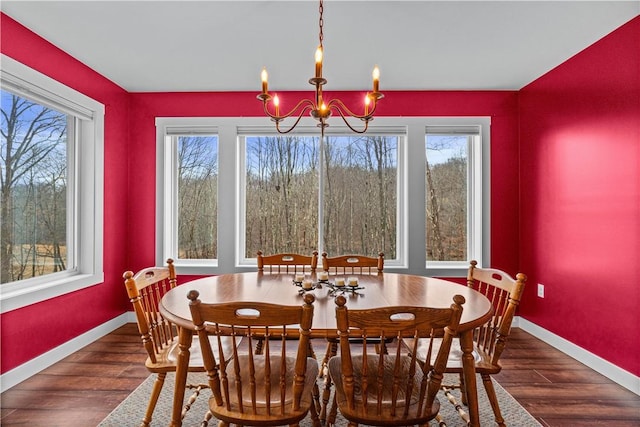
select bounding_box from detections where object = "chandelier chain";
[318,0,324,48]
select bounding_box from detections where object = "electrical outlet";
[537,283,545,298]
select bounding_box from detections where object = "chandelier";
[257,0,383,135]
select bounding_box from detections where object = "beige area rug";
[98,372,541,426]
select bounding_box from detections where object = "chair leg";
[142,372,166,426]
[459,372,468,405]
[441,386,471,425]
[312,382,322,420]
[304,340,321,415]
[374,339,390,355]
[481,373,506,427]
[320,340,338,421]
[432,414,448,427]
[307,340,317,361]
[318,340,334,379]
[182,383,208,419]
[320,372,333,422]
[327,392,339,426]
[200,410,213,427]
[254,338,264,355]
[308,394,322,427]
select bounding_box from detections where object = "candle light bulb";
[315,46,323,78]
[261,67,268,94]
[273,94,280,116]
[364,94,371,115]
[372,66,380,93]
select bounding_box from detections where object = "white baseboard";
[517,317,640,396]
[0,313,132,393]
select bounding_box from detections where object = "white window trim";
[156,118,220,270]
[424,121,490,275]
[0,55,104,313]
[156,116,489,278]
[236,123,409,269]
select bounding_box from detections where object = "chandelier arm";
[332,106,371,134]
[262,98,317,121]
[274,105,315,134]
[326,98,380,121]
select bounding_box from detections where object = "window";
[0,55,104,312]
[241,131,400,260]
[243,134,319,257]
[156,119,218,267]
[425,126,484,268]
[157,117,488,276]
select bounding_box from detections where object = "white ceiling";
[2,1,638,92]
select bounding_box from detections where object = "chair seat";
[212,355,319,423]
[328,354,440,426]
[146,335,235,371]
[225,355,318,406]
[408,337,505,374]
[189,293,320,427]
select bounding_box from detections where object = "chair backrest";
[332,294,465,424]
[188,291,317,424]
[467,260,527,365]
[124,259,178,364]
[321,251,384,274]
[257,250,318,273]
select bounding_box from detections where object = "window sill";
[0,272,104,314]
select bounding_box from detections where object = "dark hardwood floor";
[1,324,639,426]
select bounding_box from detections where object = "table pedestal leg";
[169,327,193,427]
[460,330,480,427]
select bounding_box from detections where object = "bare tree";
[426,158,445,260]
[245,136,317,256]
[1,93,67,283]
[245,134,399,259]
[36,147,67,273]
[426,136,468,261]
[177,136,218,259]
[324,135,397,256]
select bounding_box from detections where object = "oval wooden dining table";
[159,271,493,427]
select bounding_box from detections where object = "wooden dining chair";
[321,251,384,275]
[318,251,385,421]
[124,259,233,427]
[404,260,527,427]
[187,291,321,427]
[327,294,466,426]
[255,250,319,356]
[257,250,318,274]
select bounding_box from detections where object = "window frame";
[157,116,489,277]
[237,125,406,267]
[156,118,220,268]
[425,125,486,272]
[0,55,104,313]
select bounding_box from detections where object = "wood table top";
[160,271,493,338]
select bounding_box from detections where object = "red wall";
[128,91,520,275]
[0,13,521,374]
[518,16,640,376]
[0,14,131,373]
[8,11,638,380]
